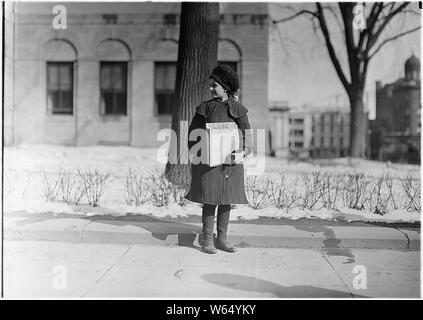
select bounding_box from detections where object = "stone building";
[268,100,289,158]
[308,107,350,158]
[269,103,351,159]
[288,106,312,159]
[370,55,421,163]
[4,2,270,149]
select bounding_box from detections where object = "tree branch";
[323,4,344,32]
[386,2,397,16]
[401,9,422,16]
[368,25,421,60]
[359,2,384,52]
[339,3,357,81]
[362,58,369,83]
[272,10,318,24]
[316,2,350,90]
[367,2,410,52]
[367,2,385,35]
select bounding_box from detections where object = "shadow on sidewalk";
[202,273,368,298]
[87,213,203,251]
[292,225,356,264]
[9,211,203,251]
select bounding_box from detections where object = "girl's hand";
[233,151,246,164]
[223,151,245,165]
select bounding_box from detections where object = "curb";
[4,217,420,250]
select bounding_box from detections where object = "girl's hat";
[209,65,239,94]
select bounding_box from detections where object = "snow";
[3,144,421,223]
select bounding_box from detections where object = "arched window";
[96,39,131,61]
[96,39,131,116]
[153,39,178,115]
[218,39,242,73]
[44,39,77,115]
[218,39,242,99]
[153,39,243,115]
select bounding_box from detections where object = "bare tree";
[164,2,219,186]
[273,2,420,158]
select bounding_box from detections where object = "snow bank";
[3,144,421,224]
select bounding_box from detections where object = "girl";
[185,65,253,254]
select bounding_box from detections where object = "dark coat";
[185,97,253,205]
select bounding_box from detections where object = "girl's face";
[209,78,228,100]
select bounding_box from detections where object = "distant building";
[288,107,312,159]
[371,55,421,164]
[308,107,350,158]
[4,2,271,150]
[269,103,351,159]
[268,100,290,158]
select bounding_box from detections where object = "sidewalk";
[4,212,420,250]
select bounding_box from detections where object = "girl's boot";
[202,205,217,254]
[216,205,237,253]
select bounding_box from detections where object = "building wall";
[375,79,421,135]
[4,2,270,149]
[310,111,350,158]
[404,87,421,135]
[268,101,289,157]
[4,3,16,146]
[373,74,421,163]
[284,106,350,159]
[288,111,311,158]
[375,81,395,131]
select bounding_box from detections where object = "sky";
[268,2,421,119]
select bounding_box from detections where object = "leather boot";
[202,204,217,254]
[216,205,237,253]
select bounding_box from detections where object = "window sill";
[45,113,74,120]
[101,114,128,121]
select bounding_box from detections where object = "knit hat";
[209,65,240,95]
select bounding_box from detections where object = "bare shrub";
[164,167,189,207]
[58,170,86,205]
[78,170,113,207]
[269,171,299,210]
[246,176,272,209]
[320,171,342,210]
[340,172,371,210]
[170,185,189,207]
[21,172,32,199]
[40,170,60,201]
[124,169,151,206]
[367,173,391,215]
[298,171,324,210]
[146,171,173,207]
[384,172,399,211]
[401,175,421,212]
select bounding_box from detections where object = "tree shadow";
[87,213,203,250]
[8,211,203,251]
[293,225,355,264]
[202,273,368,298]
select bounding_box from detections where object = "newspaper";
[206,122,240,167]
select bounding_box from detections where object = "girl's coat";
[185,97,253,205]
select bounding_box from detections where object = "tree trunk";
[165,2,219,187]
[348,86,367,159]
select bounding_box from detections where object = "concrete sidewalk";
[4,212,420,250]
